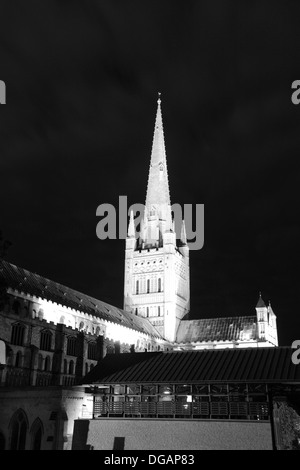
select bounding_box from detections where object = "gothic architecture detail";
[123,96,190,342]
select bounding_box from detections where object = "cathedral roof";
[0,260,162,339]
[176,316,258,344]
[81,347,299,385]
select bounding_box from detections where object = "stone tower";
[123,95,190,342]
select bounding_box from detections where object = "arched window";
[44,356,50,372]
[38,309,44,321]
[147,279,150,294]
[63,359,68,374]
[158,278,161,292]
[158,306,161,317]
[38,354,43,370]
[146,307,149,318]
[40,330,52,351]
[11,323,25,346]
[136,280,139,295]
[59,316,65,324]
[15,351,22,368]
[10,410,28,450]
[79,321,84,331]
[135,308,138,316]
[87,342,97,360]
[95,326,100,336]
[67,336,77,356]
[30,418,43,451]
[69,360,74,375]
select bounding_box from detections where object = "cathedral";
[0,96,281,450]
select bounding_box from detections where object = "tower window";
[40,330,52,351]
[158,278,161,292]
[11,323,25,346]
[158,306,161,317]
[147,279,150,294]
[67,337,77,356]
[136,280,139,295]
[146,307,149,318]
[88,342,97,360]
[135,308,138,316]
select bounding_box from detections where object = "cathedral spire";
[127,210,135,238]
[145,94,171,219]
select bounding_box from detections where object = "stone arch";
[9,409,29,450]
[15,350,22,368]
[30,418,44,450]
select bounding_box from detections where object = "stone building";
[0,96,279,450]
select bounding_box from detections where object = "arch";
[44,356,51,372]
[15,350,22,368]
[37,354,43,370]
[11,323,26,346]
[30,418,44,451]
[9,409,28,450]
[38,309,44,321]
[40,330,52,351]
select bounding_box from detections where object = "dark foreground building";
[72,347,300,450]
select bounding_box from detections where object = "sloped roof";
[176,316,258,344]
[256,294,266,308]
[81,347,300,385]
[0,260,162,339]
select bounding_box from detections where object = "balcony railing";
[93,397,269,420]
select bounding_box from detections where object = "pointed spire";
[256,292,266,308]
[127,211,135,238]
[145,93,171,217]
[180,220,187,245]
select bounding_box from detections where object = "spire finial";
[157,92,161,104]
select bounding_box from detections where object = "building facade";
[0,97,279,450]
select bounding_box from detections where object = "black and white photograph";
[0,0,300,454]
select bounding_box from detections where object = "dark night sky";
[1,0,300,346]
